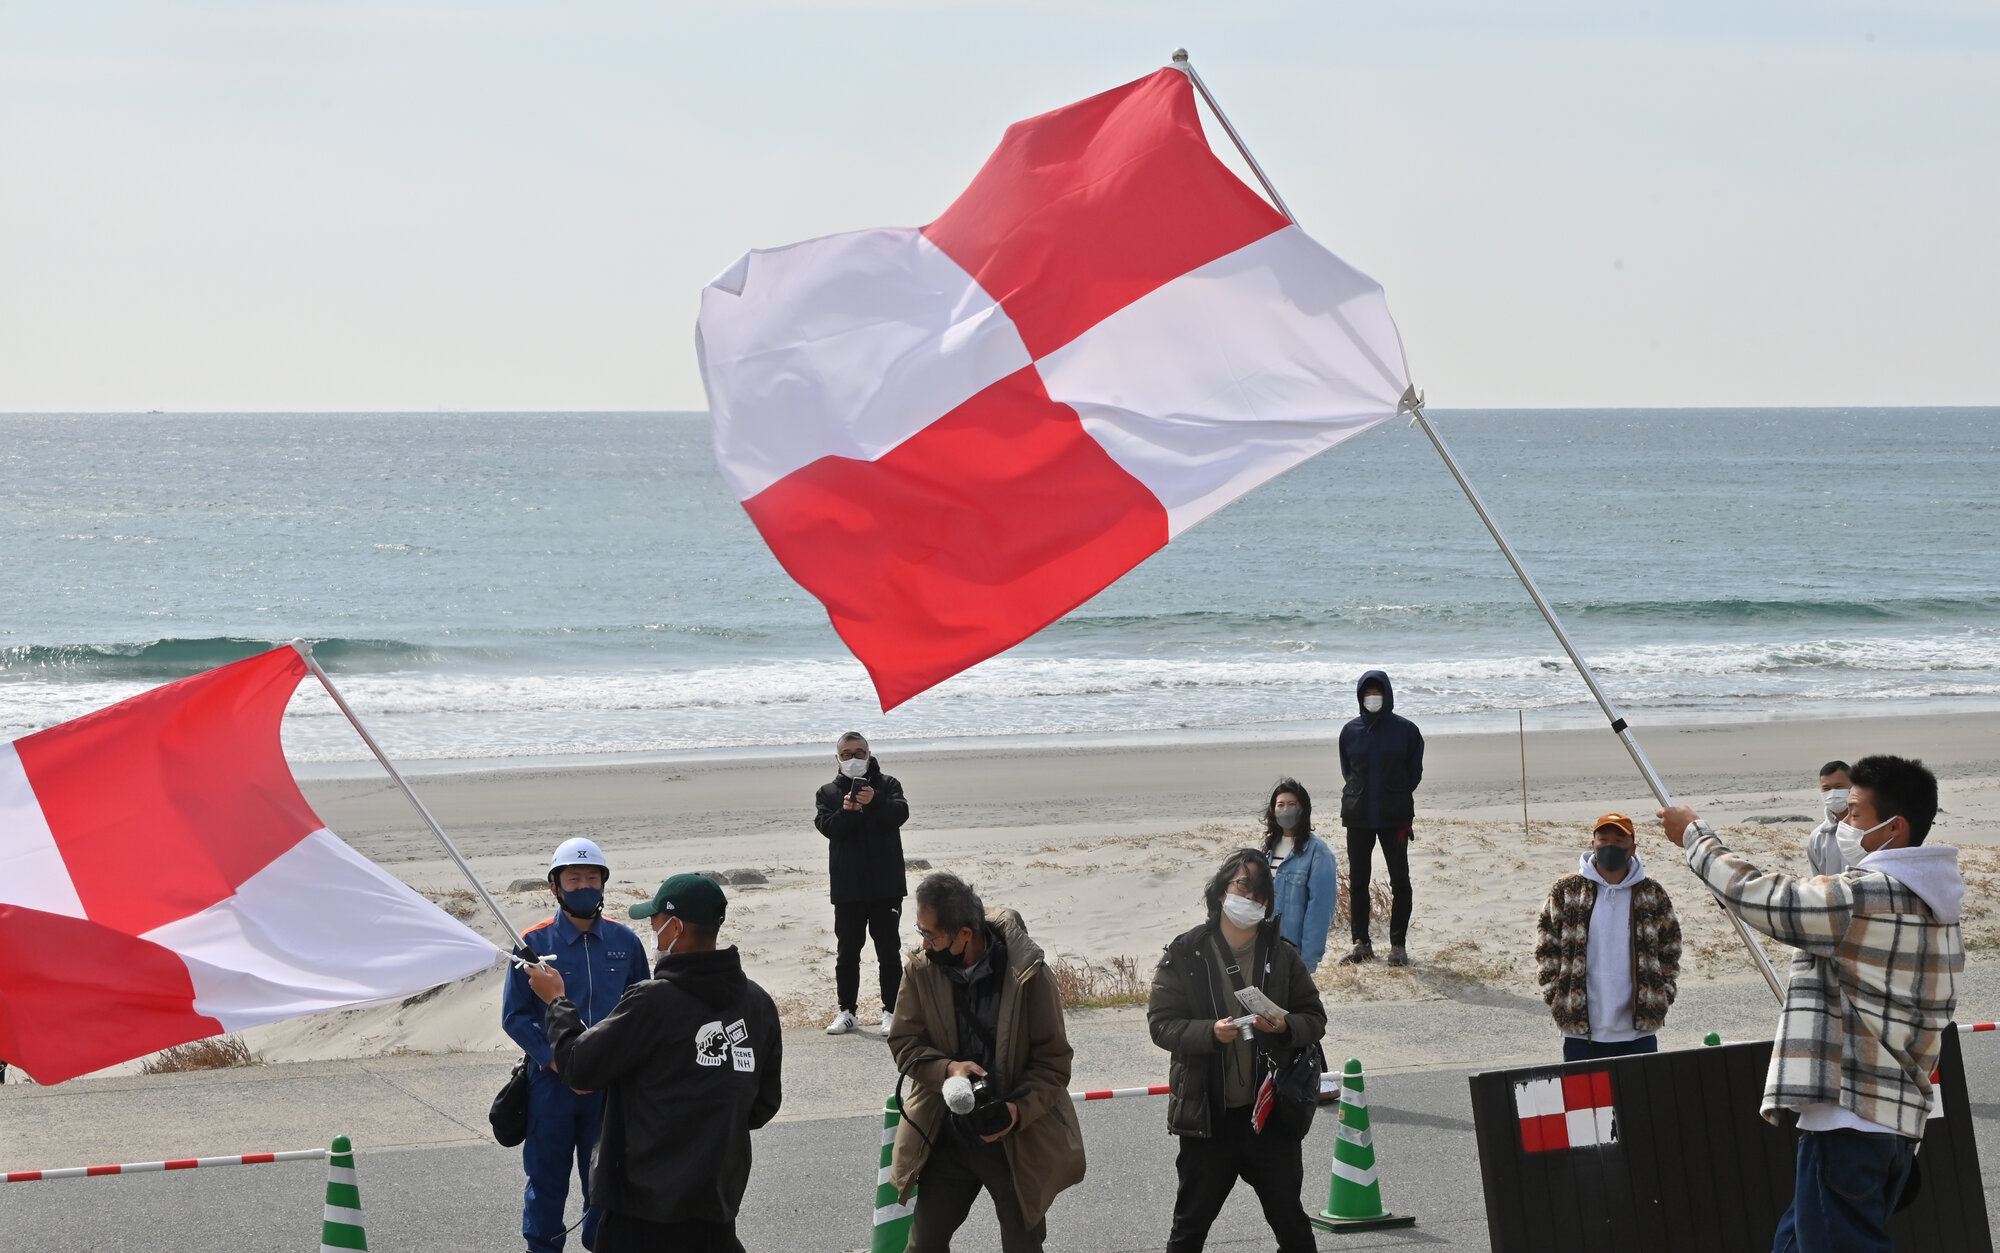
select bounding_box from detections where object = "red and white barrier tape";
[1070,1073,1338,1103]
[1963,1022,1996,1034]
[1071,1083,1171,1102]
[4,1148,324,1183]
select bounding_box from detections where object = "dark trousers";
[1345,827,1412,946]
[1562,1034,1658,1062]
[1166,1104,1315,1253]
[522,1067,604,1253]
[834,897,903,1014]
[908,1135,1045,1253]
[596,1211,742,1253]
[1771,1129,1918,1253]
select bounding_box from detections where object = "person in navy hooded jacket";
[1336,671,1424,967]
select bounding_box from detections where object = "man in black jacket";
[527,873,781,1253]
[815,731,910,1035]
[1337,670,1424,967]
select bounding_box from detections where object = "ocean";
[2,409,1995,769]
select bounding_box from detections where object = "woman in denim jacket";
[1263,778,1340,973]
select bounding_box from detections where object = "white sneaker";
[825,1010,857,1035]
[880,1010,895,1034]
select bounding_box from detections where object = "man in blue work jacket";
[503,837,651,1253]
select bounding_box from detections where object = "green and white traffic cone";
[871,1095,917,1253]
[320,1135,368,1251]
[1311,1058,1416,1233]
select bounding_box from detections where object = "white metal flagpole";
[288,638,523,958]
[1167,49,1784,1003]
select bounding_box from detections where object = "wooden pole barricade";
[1468,1028,1991,1252]
[3,1148,325,1184]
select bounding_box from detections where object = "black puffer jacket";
[1337,670,1425,830]
[1147,919,1327,1138]
[547,946,782,1227]
[814,757,910,904]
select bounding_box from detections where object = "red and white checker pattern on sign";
[1515,1071,1617,1152]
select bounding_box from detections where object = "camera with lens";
[942,1071,1013,1138]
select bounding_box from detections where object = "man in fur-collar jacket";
[1534,813,1682,1062]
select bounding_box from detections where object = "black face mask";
[1593,845,1631,874]
[924,934,968,969]
[557,886,605,918]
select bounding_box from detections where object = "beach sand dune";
[201,711,2000,1071]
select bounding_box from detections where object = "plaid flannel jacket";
[1684,822,1962,1139]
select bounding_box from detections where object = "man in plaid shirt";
[1656,754,1962,1253]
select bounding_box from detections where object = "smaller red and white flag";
[0,647,501,1085]
[1514,1071,1618,1152]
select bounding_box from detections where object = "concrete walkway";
[0,976,1791,1172]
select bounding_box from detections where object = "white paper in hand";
[1234,986,1287,1021]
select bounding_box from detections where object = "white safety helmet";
[549,837,610,880]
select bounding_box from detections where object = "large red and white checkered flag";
[0,648,499,1084]
[698,67,1410,709]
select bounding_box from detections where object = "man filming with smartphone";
[885,873,1085,1253]
[816,732,909,1036]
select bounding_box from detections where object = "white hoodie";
[1571,850,1649,1043]
[1860,844,1965,924]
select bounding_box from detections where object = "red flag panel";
[13,648,323,937]
[923,68,1287,360]
[742,366,1167,709]
[0,905,223,1084]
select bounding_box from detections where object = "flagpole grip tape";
[1609,718,1627,734]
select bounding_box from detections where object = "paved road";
[13,1040,2000,1253]
[11,1062,1477,1252]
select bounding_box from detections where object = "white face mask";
[1363,694,1384,714]
[1221,893,1266,928]
[1835,816,1892,868]
[1821,788,1850,819]
[839,756,869,778]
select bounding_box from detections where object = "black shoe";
[1336,942,1374,966]
[1385,945,1409,967]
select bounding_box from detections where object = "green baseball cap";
[628,873,727,926]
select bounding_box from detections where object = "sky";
[1,2,1995,413]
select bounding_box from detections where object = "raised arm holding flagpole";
[1167,48,1782,1002]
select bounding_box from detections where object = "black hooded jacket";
[814,757,910,904]
[547,946,782,1227]
[1337,670,1425,830]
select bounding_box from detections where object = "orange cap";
[1594,813,1636,837]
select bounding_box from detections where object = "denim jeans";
[1771,1128,1918,1253]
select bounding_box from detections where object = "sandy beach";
[165,708,1999,1069]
